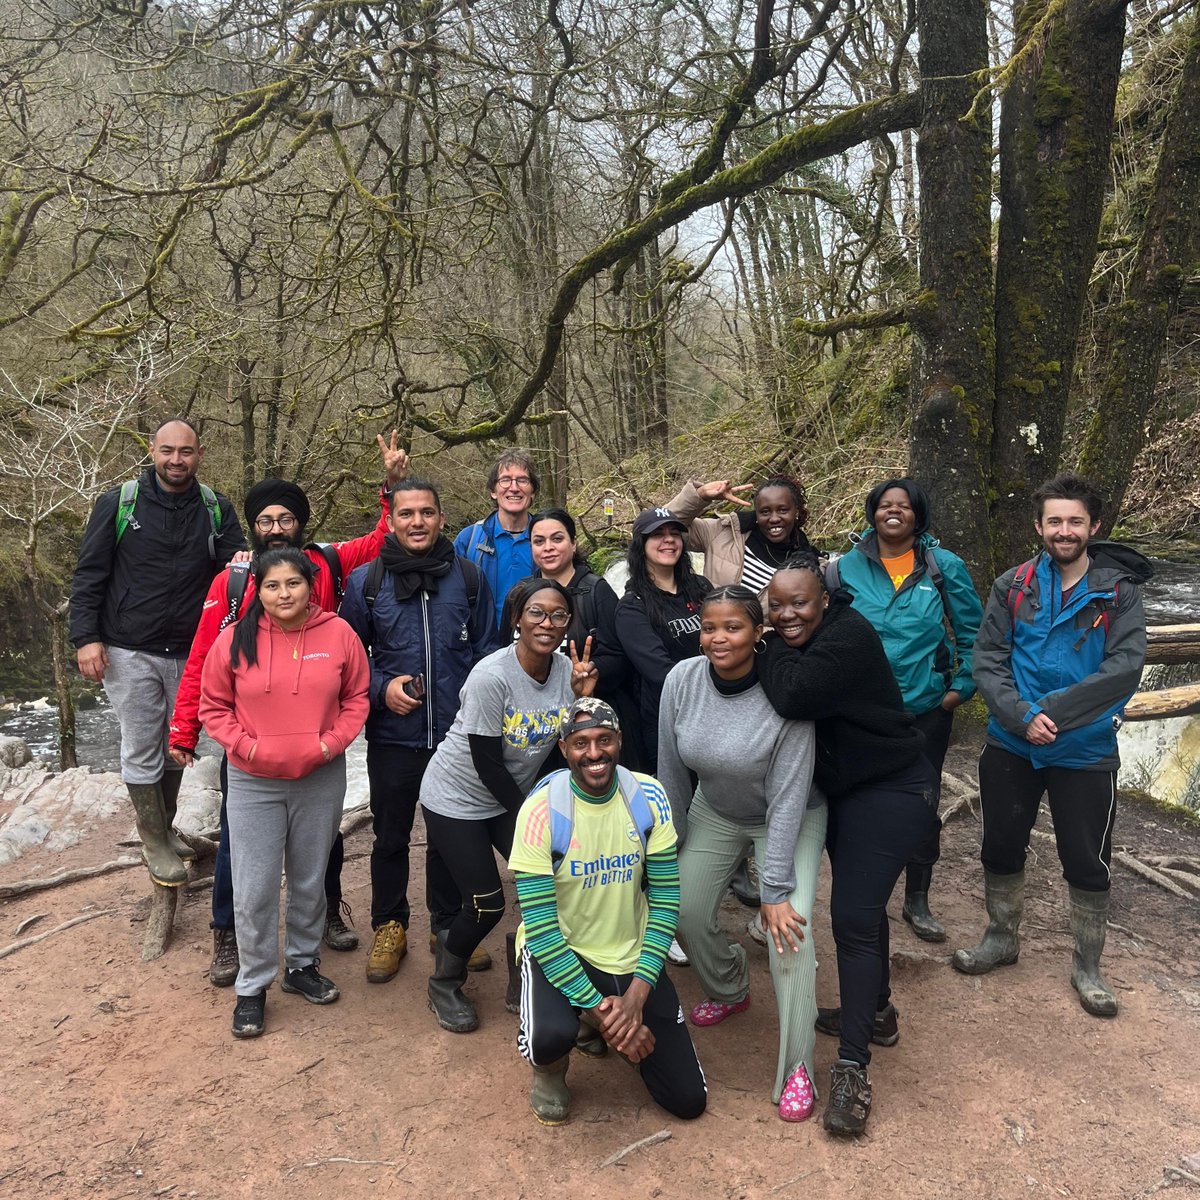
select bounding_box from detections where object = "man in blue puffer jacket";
[341,479,497,984]
[831,478,983,944]
[954,474,1151,1019]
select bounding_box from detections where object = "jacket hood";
[1088,541,1154,585]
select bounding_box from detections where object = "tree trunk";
[909,0,995,591]
[1077,15,1200,518]
[990,0,1129,566]
[50,603,77,770]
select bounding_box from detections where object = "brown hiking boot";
[366,921,407,983]
[209,928,239,988]
[824,1060,872,1137]
[323,901,359,951]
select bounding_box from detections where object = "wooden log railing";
[1127,624,1200,722]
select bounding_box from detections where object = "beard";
[1045,536,1088,565]
[251,528,305,554]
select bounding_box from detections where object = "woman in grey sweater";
[657,585,826,1122]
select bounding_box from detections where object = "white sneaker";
[667,938,690,966]
[747,914,768,946]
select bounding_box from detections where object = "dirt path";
[2,744,1199,1200]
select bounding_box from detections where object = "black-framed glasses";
[254,514,298,531]
[526,606,570,628]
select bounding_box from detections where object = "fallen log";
[1145,624,1200,665]
[1124,683,1200,721]
[0,857,141,900]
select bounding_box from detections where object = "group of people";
[70,421,1150,1138]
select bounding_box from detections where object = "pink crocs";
[689,994,751,1027]
[778,1063,815,1122]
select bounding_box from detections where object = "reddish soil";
[2,741,1199,1200]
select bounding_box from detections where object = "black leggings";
[516,947,707,1120]
[906,705,954,891]
[827,759,937,1067]
[421,806,517,960]
[978,743,1116,892]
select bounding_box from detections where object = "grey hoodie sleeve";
[759,719,817,905]
[654,667,694,845]
[1040,584,1147,731]
[972,572,1038,736]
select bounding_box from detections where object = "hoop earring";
[754,639,765,654]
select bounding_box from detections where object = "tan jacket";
[666,480,748,588]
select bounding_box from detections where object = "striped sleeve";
[634,848,679,987]
[514,871,605,1010]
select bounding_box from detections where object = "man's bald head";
[149,418,203,493]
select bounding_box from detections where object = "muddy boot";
[505,932,522,1015]
[209,927,240,987]
[575,1009,607,1058]
[127,782,187,887]
[158,771,197,862]
[952,870,1023,975]
[530,1056,571,1125]
[427,931,479,1033]
[729,856,760,907]
[902,891,946,943]
[1068,886,1118,1017]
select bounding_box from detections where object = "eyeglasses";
[254,514,298,531]
[496,475,532,489]
[525,606,570,628]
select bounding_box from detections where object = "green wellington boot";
[952,870,1024,975]
[530,1056,571,1125]
[126,782,188,886]
[158,771,197,862]
[1068,886,1118,1017]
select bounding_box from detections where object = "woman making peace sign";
[419,578,598,1033]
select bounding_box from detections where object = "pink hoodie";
[199,605,369,780]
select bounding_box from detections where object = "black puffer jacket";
[70,468,246,657]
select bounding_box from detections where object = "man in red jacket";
[170,432,408,986]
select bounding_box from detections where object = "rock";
[0,735,33,768]
[0,765,127,867]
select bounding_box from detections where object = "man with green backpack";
[70,417,246,887]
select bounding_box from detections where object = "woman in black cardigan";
[759,554,936,1139]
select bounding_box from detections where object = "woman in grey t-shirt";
[420,577,596,1033]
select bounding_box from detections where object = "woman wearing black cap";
[828,479,982,941]
[614,509,713,777]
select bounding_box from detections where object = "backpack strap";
[548,766,655,875]
[459,557,480,608]
[463,518,493,560]
[1005,558,1038,623]
[114,480,139,544]
[221,562,252,630]
[306,542,344,604]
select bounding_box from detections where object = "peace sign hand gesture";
[569,636,598,698]
[378,429,409,486]
[696,479,754,508]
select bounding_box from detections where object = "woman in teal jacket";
[830,479,982,942]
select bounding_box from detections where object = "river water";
[3,556,1197,811]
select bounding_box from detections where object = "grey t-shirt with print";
[419,644,572,820]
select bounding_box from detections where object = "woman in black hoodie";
[758,554,937,1140]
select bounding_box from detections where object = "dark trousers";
[906,705,954,892]
[421,806,517,960]
[516,947,707,1120]
[368,743,452,931]
[827,760,937,1066]
[212,753,344,931]
[978,743,1116,892]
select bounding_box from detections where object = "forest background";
[0,0,1197,719]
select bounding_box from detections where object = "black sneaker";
[824,1060,872,1137]
[281,963,340,1005]
[814,1003,900,1047]
[232,991,266,1038]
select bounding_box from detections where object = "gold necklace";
[281,624,305,660]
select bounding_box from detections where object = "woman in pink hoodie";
[200,547,369,1039]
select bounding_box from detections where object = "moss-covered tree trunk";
[990,0,1128,566]
[909,0,995,591]
[1077,15,1200,519]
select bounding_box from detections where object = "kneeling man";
[510,697,707,1126]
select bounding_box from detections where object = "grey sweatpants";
[102,647,185,785]
[676,788,827,1104]
[227,758,346,995]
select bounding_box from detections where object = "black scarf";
[739,510,814,565]
[379,533,455,602]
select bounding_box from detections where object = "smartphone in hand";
[403,673,426,701]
